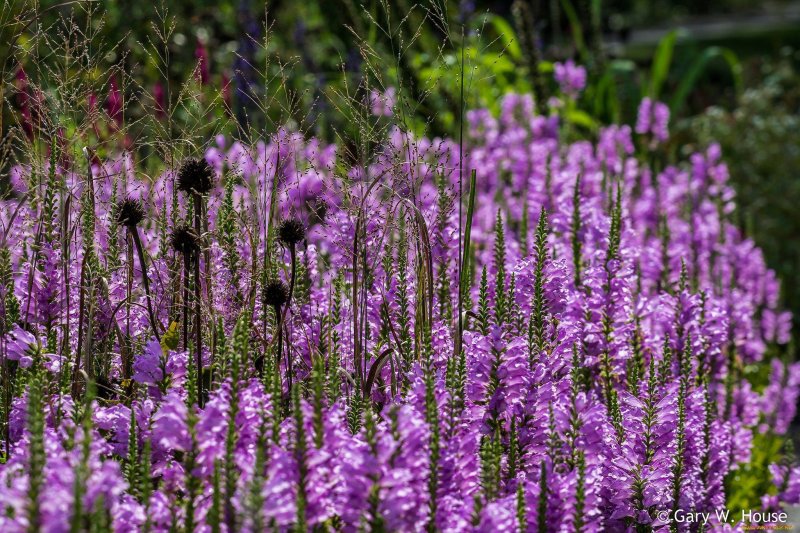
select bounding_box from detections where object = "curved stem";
[193,194,203,406]
[182,252,190,353]
[287,245,297,307]
[125,237,132,379]
[273,303,283,389]
[194,249,202,405]
[130,226,161,342]
[284,245,297,397]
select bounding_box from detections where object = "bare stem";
[182,252,190,353]
[273,303,284,385]
[284,245,297,396]
[130,226,161,342]
[193,194,204,406]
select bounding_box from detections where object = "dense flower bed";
[1,92,799,531]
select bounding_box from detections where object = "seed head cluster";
[177,158,215,196]
[277,217,306,246]
[116,198,146,227]
[264,279,289,308]
[170,225,200,255]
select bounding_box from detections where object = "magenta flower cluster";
[0,91,797,532]
[554,60,587,98]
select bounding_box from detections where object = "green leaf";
[565,109,598,131]
[537,60,555,74]
[483,14,521,61]
[669,46,742,116]
[592,70,619,123]
[364,348,393,398]
[649,30,678,100]
[559,0,587,61]
[161,321,180,352]
[460,169,477,300]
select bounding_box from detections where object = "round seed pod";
[264,279,289,308]
[170,225,200,256]
[116,198,146,227]
[177,158,215,196]
[277,217,306,246]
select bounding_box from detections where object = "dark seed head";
[116,198,146,227]
[170,225,200,256]
[264,279,289,308]
[177,158,215,196]
[277,218,306,246]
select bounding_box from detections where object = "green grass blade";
[559,0,587,61]
[669,46,742,116]
[460,169,477,299]
[484,14,522,60]
[649,30,677,100]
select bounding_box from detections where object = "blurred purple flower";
[554,59,587,98]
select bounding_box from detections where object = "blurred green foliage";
[679,51,800,325]
[5,0,771,140]
[1,0,787,142]
[725,431,786,516]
